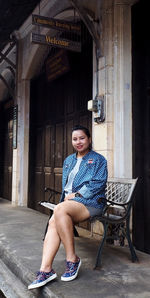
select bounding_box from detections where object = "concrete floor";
[0,198,150,298]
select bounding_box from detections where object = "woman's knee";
[44,216,57,242]
[54,203,64,215]
[54,203,67,219]
[48,215,56,230]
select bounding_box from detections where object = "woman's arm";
[77,158,108,199]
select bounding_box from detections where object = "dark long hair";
[72,125,92,149]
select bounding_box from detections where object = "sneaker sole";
[61,259,81,282]
[28,273,57,289]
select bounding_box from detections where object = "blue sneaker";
[61,258,81,281]
[28,269,57,289]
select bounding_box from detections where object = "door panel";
[66,120,74,156]
[44,125,55,192]
[55,123,64,167]
[54,123,64,200]
[0,103,13,201]
[34,127,44,211]
[132,0,150,253]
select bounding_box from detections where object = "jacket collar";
[73,150,93,160]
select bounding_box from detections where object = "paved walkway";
[0,198,150,298]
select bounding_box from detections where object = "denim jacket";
[60,150,108,209]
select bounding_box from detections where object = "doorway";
[28,25,92,232]
[132,0,150,253]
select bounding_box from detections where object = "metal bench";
[92,177,138,269]
[39,177,138,269]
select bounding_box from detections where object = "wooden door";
[132,0,150,254]
[0,100,13,200]
[29,30,92,223]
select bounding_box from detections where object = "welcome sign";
[31,32,81,52]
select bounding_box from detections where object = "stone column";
[12,79,30,206]
[91,0,114,236]
[92,0,114,178]
[113,0,132,178]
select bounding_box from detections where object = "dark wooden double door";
[29,47,92,230]
[132,0,150,254]
[0,101,13,200]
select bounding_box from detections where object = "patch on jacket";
[88,159,94,164]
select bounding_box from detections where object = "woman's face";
[72,130,91,156]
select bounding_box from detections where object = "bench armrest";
[103,198,131,207]
[43,187,61,203]
[44,187,61,195]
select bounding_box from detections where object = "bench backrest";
[106,178,138,209]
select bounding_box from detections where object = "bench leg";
[94,222,108,269]
[43,216,51,241]
[126,217,138,262]
[43,211,53,241]
[74,226,79,237]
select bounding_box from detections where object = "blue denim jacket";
[60,150,108,209]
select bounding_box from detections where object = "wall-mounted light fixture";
[87,95,105,123]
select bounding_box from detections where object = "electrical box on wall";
[87,95,105,123]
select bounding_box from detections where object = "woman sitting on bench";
[28,125,107,290]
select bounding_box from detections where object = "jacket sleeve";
[78,157,108,199]
[62,158,68,190]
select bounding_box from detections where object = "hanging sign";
[32,14,81,35]
[31,32,81,52]
[46,50,70,82]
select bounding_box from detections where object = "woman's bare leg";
[40,215,61,272]
[40,201,90,270]
[54,201,90,262]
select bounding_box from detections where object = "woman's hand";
[64,193,76,201]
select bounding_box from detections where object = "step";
[0,245,58,298]
[0,260,35,298]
